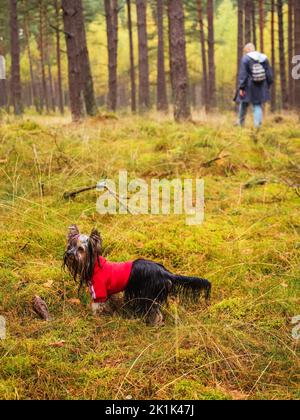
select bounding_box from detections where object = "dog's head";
[63,225,102,287]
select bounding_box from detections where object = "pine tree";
[126,0,136,112]
[76,0,97,116]
[277,0,288,109]
[10,0,22,115]
[294,0,300,109]
[167,0,190,121]
[104,0,118,112]
[207,0,216,108]
[197,0,209,111]
[54,0,64,114]
[136,0,150,110]
[156,0,168,111]
[62,0,84,121]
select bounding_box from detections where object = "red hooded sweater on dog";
[89,256,133,303]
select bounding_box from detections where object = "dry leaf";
[68,298,81,305]
[44,280,54,288]
[49,341,65,348]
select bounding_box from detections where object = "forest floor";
[0,111,299,400]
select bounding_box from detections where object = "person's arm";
[265,59,274,87]
[238,57,249,93]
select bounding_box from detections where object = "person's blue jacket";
[236,52,273,104]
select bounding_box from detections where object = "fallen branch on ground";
[201,151,230,168]
[63,185,97,200]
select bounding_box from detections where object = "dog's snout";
[67,248,76,257]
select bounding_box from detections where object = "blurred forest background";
[0,0,299,121]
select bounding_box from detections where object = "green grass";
[0,112,299,400]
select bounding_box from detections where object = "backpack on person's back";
[250,59,267,83]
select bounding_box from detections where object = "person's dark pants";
[0,79,7,108]
[239,102,263,128]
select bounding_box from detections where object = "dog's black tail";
[168,274,211,301]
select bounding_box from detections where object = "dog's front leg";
[91,301,114,316]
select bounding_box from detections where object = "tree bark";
[251,1,257,48]
[38,0,49,113]
[24,11,40,113]
[45,11,56,113]
[104,0,118,112]
[9,0,22,115]
[244,0,251,44]
[55,0,64,114]
[237,0,244,79]
[277,0,288,110]
[270,0,276,112]
[197,0,209,111]
[295,0,300,110]
[136,0,150,110]
[156,0,168,111]
[288,0,294,108]
[62,0,84,121]
[207,0,216,108]
[76,0,97,116]
[259,0,264,52]
[126,0,136,112]
[167,0,191,121]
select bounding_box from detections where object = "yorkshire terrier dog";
[64,225,211,326]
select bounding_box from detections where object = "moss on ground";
[0,112,299,400]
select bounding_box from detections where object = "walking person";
[0,53,7,109]
[235,43,273,128]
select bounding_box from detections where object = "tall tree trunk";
[24,12,40,113]
[45,7,56,113]
[207,0,216,108]
[167,0,190,121]
[55,0,64,114]
[277,0,288,110]
[251,1,257,48]
[62,0,84,121]
[39,0,49,113]
[47,52,56,112]
[136,0,150,110]
[244,0,251,44]
[197,0,209,111]
[126,0,136,112]
[259,0,264,51]
[295,0,300,110]
[156,0,168,111]
[270,0,276,112]
[104,0,118,112]
[112,0,118,93]
[76,0,97,115]
[288,0,294,108]
[237,0,244,77]
[10,0,22,115]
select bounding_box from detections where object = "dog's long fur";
[63,225,211,322]
[125,259,211,315]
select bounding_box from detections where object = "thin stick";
[63,185,97,200]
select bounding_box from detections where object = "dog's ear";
[90,228,102,254]
[67,225,80,242]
